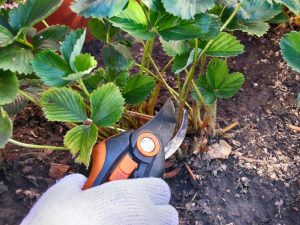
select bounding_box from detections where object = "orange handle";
[83,140,138,189]
[83,141,107,190]
[108,154,138,181]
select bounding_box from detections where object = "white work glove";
[21,174,178,225]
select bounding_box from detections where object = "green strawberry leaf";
[31,50,72,87]
[71,0,128,18]
[89,68,130,89]
[160,38,191,57]
[88,18,108,41]
[109,0,155,40]
[103,43,134,71]
[0,108,12,148]
[62,53,97,81]
[193,59,245,104]
[161,0,216,20]
[0,46,33,75]
[122,74,155,104]
[274,0,300,16]
[142,0,164,12]
[192,75,217,105]
[216,72,245,98]
[238,0,281,21]
[206,59,229,89]
[223,1,281,37]
[3,93,28,116]
[32,25,70,51]
[75,53,97,73]
[90,83,124,127]
[206,32,245,57]
[60,29,86,71]
[8,0,62,31]
[64,124,98,166]
[0,9,11,29]
[172,49,200,74]
[280,31,300,73]
[0,71,19,105]
[0,24,14,47]
[268,11,289,24]
[233,20,270,37]
[41,87,87,122]
[156,13,221,41]
[88,18,118,42]
[105,68,129,88]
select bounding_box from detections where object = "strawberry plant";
[0,0,295,166]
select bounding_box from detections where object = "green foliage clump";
[1,0,297,165]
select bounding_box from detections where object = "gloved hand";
[21,174,178,225]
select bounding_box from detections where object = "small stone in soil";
[241,177,250,187]
[202,140,232,161]
[48,163,70,179]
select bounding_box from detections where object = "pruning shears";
[83,99,188,189]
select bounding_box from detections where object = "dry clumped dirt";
[0,29,299,225]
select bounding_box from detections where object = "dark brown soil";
[0,29,299,225]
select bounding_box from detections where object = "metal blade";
[164,109,188,159]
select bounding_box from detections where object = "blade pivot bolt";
[136,133,160,157]
[140,137,156,153]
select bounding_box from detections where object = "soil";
[0,29,299,225]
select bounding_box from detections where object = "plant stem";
[191,80,208,112]
[177,39,199,125]
[220,3,242,32]
[42,20,50,28]
[135,63,159,79]
[78,79,90,98]
[140,40,152,74]
[145,39,154,72]
[176,3,241,127]
[147,56,173,114]
[161,57,175,74]
[19,90,40,106]
[108,126,126,132]
[219,5,226,18]
[135,62,193,112]
[137,60,178,102]
[177,74,181,93]
[16,38,33,49]
[148,80,162,115]
[199,55,206,76]
[144,57,194,112]
[209,101,217,137]
[9,139,67,150]
[192,103,199,130]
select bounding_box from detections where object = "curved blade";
[164,109,188,159]
[131,98,176,148]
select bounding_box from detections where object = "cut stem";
[219,121,239,135]
[9,139,67,150]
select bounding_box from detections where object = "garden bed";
[0,29,299,225]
